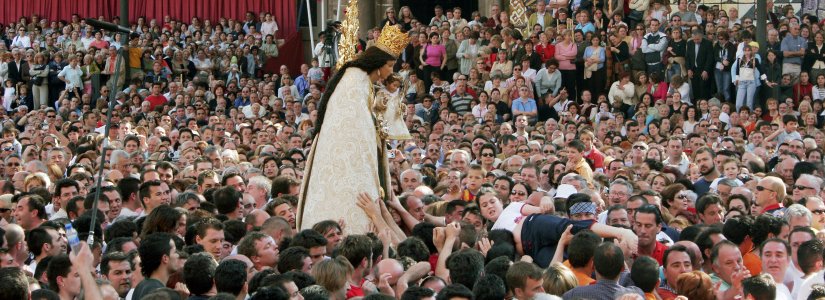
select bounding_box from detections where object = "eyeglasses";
[0,208,10,213]
[756,185,774,192]
[480,153,495,157]
[511,191,527,196]
[813,209,825,215]
[794,185,815,191]
[517,149,530,153]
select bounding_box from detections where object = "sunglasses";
[511,191,527,196]
[756,185,774,192]
[480,153,495,157]
[794,185,815,191]
[541,170,550,174]
[517,149,530,153]
[813,209,825,215]
[1,147,13,151]
[633,145,646,150]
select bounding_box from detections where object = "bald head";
[246,209,270,229]
[675,240,703,268]
[374,259,404,286]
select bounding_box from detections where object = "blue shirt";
[583,46,606,69]
[693,177,713,198]
[234,97,251,108]
[576,22,596,35]
[780,34,807,65]
[294,75,310,97]
[511,98,537,114]
[563,279,644,300]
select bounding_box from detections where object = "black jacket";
[686,38,714,73]
[713,41,737,72]
[803,42,825,71]
[7,60,29,84]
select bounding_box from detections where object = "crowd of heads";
[1,1,825,300]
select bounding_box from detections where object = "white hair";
[109,150,130,165]
[248,175,272,195]
[799,174,824,193]
[784,204,812,225]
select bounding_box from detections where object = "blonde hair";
[312,256,353,295]
[24,172,51,192]
[542,262,578,295]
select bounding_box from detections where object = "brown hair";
[675,271,715,300]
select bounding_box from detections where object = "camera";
[167,150,179,161]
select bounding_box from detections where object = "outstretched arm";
[357,193,404,245]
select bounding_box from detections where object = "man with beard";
[693,147,719,198]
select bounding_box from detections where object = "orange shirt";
[743,251,762,276]
[563,260,595,286]
[740,240,762,276]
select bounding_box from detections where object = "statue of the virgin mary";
[296,24,411,234]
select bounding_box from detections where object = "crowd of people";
[0,1,825,300]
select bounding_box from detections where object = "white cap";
[555,184,577,199]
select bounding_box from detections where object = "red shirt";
[584,148,605,170]
[793,83,813,106]
[641,241,667,265]
[145,95,168,111]
[657,288,678,300]
[461,188,476,202]
[346,279,365,299]
[761,203,784,215]
[536,44,555,61]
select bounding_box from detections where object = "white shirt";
[794,270,824,300]
[492,202,527,232]
[58,64,83,89]
[11,35,31,49]
[663,154,690,174]
[777,282,792,300]
[261,21,279,37]
[50,209,68,220]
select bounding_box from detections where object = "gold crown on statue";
[374,24,409,58]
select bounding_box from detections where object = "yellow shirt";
[573,158,593,183]
[128,47,143,69]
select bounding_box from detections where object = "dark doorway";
[399,0,480,26]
